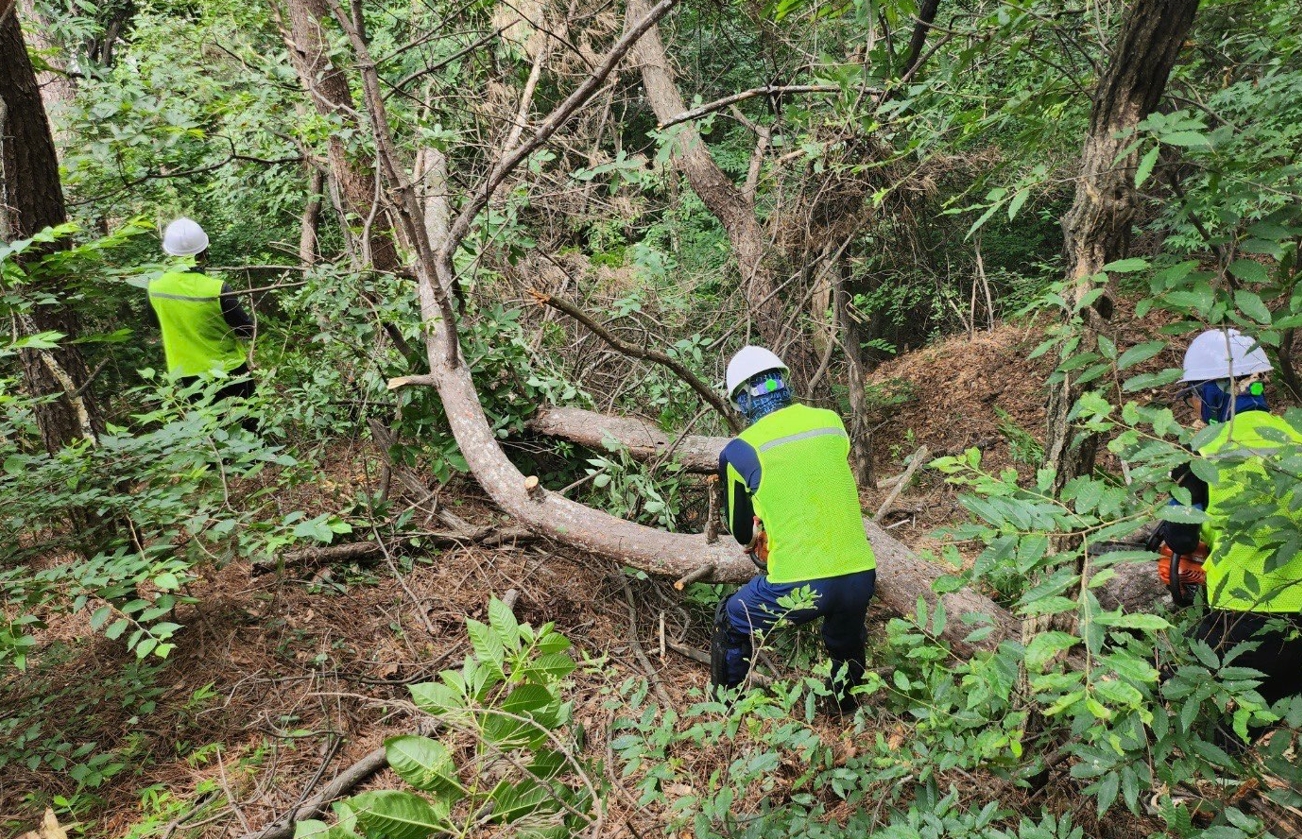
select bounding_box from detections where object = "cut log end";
[523,475,544,501]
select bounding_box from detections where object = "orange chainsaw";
[1157,542,1209,607]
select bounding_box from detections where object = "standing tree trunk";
[1042,0,1200,492]
[0,3,103,451]
[624,0,790,358]
[278,0,402,273]
[835,260,874,485]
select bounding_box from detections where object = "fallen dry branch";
[239,745,387,839]
[527,407,1016,653]
[874,445,929,522]
[257,526,535,574]
[527,289,740,432]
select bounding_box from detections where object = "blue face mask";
[734,373,791,423]
[1197,379,1268,423]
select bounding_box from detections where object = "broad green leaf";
[384,735,463,797]
[1233,289,1272,324]
[487,779,553,823]
[1116,341,1164,371]
[527,652,576,683]
[1161,130,1210,148]
[487,597,520,650]
[501,683,553,717]
[350,790,447,839]
[1102,257,1148,274]
[1228,259,1268,285]
[1098,612,1169,631]
[467,619,505,677]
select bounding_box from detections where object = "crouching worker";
[711,346,876,711]
[1161,328,1302,746]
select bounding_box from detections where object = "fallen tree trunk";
[520,407,1015,652]
[529,407,730,473]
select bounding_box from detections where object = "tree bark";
[278,0,402,273]
[1042,0,1200,492]
[900,0,942,78]
[298,165,324,266]
[529,406,731,471]
[623,0,788,355]
[16,0,76,142]
[1,5,103,452]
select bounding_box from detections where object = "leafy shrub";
[297,597,596,839]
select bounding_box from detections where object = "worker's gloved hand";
[745,517,768,572]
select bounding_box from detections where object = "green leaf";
[1102,257,1148,274]
[487,779,552,823]
[1161,130,1210,148]
[292,819,356,839]
[384,735,463,798]
[527,652,576,683]
[1116,341,1165,371]
[501,683,554,718]
[1095,771,1120,815]
[104,619,129,641]
[349,790,447,839]
[1025,631,1078,670]
[1122,368,1182,392]
[1097,612,1169,631]
[153,572,182,591]
[1007,188,1029,221]
[487,597,520,649]
[1135,146,1159,188]
[466,619,505,677]
[1228,259,1269,285]
[1234,290,1272,325]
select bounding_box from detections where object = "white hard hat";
[162,217,210,256]
[726,346,788,399]
[1181,328,1272,382]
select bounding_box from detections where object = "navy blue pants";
[718,568,876,693]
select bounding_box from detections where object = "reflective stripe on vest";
[1198,410,1302,612]
[148,270,246,377]
[736,403,876,584]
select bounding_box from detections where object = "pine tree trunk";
[1,7,103,452]
[624,0,794,362]
[278,0,402,273]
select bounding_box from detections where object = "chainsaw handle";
[1169,552,1189,607]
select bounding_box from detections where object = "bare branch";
[656,84,843,130]
[527,289,741,432]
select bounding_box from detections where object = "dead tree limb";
[656,84,843,130]
[873,445,929,522]
[239,746,387,839]
[527,289,740,431]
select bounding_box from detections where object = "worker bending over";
[1161,328,1302,745]
[712,346,877,711]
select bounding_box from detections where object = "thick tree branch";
[528,290,740,431]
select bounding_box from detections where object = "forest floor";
[2,318,1186,838]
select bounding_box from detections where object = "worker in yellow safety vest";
[1158,328,1302,745]
[148,218,256,410]
[711,346,877,711]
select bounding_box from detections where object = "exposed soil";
[2,317,1201,838]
